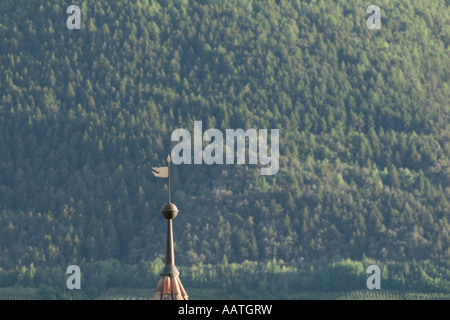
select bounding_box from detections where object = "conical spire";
[152,156,188,300]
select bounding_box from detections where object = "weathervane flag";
[152,155,171,178]
[152,155,172,203]
[152,166,168,178]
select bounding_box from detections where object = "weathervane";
[152,154,172,203]
[151,154,188,300]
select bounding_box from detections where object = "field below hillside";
[1,287,449,300]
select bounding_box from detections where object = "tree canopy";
[0,0,449,296]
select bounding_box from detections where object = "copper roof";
[153,275,188,300]
[152,200,188,300]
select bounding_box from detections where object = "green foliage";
[1,258,449,299]
[0,0,449,296]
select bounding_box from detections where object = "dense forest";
[0,0,449,298]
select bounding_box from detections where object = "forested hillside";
[0,0,449,296]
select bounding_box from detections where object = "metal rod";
[165,219,174,266]
[168,155,171,203]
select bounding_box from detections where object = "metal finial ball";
[161,202,179,220]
